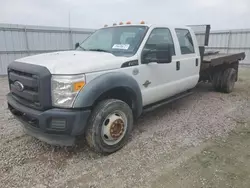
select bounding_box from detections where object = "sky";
[0,0,249,30]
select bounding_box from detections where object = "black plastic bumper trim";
[7,93,91,146]
[22,123,75,146]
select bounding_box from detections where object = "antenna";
[68,10,71,29]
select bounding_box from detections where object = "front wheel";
[86,99,133,154]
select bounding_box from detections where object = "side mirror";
[75,42,80,49]
[142,44,172,64]
[155,43,172,64]
[141,49,153,64]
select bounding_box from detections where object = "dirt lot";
[1,68,250,188]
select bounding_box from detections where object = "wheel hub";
[110,119,125,139]
[101,111,128,145]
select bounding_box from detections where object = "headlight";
[51,74,86,108]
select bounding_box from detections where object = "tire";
[212,71,223,91]
[86,99,133,154]
[221,68,236,93]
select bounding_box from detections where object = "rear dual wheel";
[221,68,237,93]
[212,71,223,91]
[86,99,133,154]
[212,68,236,93]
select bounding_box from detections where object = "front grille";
[8,69,41,108]
[8,62,52,110]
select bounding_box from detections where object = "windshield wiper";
[78,45,86,51]
[87,49,111,53]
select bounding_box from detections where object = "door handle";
[176,61,180,71]
[195,58,199,66]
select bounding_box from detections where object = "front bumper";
[7,93,91,146]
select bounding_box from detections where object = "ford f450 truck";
[7,24,245,154]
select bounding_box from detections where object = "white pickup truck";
[7,23,245,154]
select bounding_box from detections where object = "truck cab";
[7,23,239,154]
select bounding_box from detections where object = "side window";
[175,29,195,54]
[144,28,175,56]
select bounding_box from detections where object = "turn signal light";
[73,81,85,92]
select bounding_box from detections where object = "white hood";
[16,51,129,74]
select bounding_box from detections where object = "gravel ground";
[1,68,250,188]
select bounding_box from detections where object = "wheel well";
[93,87,136,114]
[200,61,239,82]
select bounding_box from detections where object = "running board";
[143,90,193,113]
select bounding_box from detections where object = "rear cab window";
[175,29,195,55]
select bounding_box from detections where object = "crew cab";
[7,23,245,154]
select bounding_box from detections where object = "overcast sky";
[0,0,249,30]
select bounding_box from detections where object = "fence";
[0,23,94,75]
[0,23,249,75]
[207,29,250,64]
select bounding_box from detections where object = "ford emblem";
[14,81,24,92]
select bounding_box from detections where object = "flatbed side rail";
[203,52,246,66]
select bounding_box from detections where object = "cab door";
[136,27,180,106]
[174,29,200,91]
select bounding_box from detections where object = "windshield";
[77,26,148,56]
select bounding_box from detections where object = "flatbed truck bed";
[201,52,245,70]
[199,51,245,92]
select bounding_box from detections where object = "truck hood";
[16,51,129,74]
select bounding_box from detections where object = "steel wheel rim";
[101,110,128,146]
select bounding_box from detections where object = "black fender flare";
[73,72,143,118]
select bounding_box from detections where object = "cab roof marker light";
[119,22,124,25]
[126,21,131,24]
[140,21,145,24]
